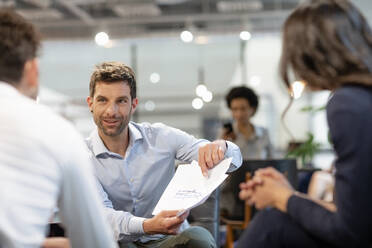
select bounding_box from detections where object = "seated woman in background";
[237,0,372,247]
[219,86,273,219]
[221,86,273,160]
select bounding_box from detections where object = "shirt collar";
[89,128,111,157]
[233,122,263,139]
[88,121,143,158]
[0,81,21,97]
[128,122,143,142]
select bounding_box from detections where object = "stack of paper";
[152,157,233,216]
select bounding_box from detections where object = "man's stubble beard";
[96,108,132,137]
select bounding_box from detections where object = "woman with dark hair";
[236,0,372,247]
[222,86,272,160]
[219,86,272,219]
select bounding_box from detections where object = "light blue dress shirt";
[86,121,242,243]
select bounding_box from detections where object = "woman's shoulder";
[328,85,372,114]
[333,84,372,98]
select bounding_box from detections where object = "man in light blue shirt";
[85,62,242,248]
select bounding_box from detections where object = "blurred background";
[5,0,372,170]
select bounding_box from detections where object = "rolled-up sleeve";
[225,141,242,172]
[165,124,242,171]
[95,180,146,242]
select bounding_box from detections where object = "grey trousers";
[119,226,216,248]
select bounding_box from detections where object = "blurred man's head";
[0,9,41,99]
[225,86,259,125]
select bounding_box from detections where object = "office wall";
[38,33,330,153]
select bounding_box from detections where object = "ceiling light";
[202,90,213,103]
[195,84,207,97]
[240,31,251,41]
[180,30,193,43]
[144,100,156,111]
[192,98,204,110]
[150,73,160,84]
[95,32,109,46]
[291,80,306,99]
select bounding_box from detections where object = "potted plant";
[283,104,325,168]
[286,132,321,168]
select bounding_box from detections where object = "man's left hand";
[198,140,227,177]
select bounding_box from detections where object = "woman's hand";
[239,167,294,212]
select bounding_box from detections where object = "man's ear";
[131,98,138,113]
[87,96,93,113]
[24,59,39,88]
[18,59,39,99]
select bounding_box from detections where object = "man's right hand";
[143,210,189,235]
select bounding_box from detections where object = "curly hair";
[0,9,40,84]
[89,61,137,100]
[225,86,259,114]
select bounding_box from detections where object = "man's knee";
[177,226,216,248]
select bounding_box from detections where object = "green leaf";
[299,105,326,114]
[285,133,321,164]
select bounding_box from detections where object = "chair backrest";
[223,159,298,220]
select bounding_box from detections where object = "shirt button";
[130,179,134,182]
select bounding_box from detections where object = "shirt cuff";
[128,216,146,235]
[224,141,243,172]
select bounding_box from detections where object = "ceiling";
[1,0,301,39]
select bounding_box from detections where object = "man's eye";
[119,99,127,104]
[97,98,106,102]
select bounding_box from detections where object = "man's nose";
[105,102,118,116]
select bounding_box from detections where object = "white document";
[152,157,233,216]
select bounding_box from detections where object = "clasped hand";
[239,167,294,212]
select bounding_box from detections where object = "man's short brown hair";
[0,9,40,84]
[89,62,137,100]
